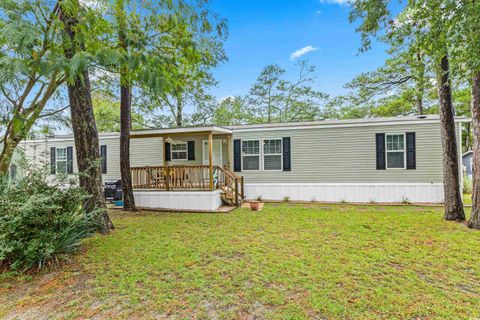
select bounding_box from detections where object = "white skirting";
[133,190,223,211]
[244,183,444,204]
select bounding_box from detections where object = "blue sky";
[209,0,390,99]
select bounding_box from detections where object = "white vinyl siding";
[263,139,282,171]
[231,122,459,184]
[386,134,405,169]
[242,140,260,171]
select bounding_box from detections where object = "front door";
[202,140,223,166]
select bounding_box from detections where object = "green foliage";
[191,96,254,125]
[103,0,228,127]
[464,175,473,195]
[93,94,145,132]
[0,170,95,271]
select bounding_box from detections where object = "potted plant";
[249,200,260,211]
[250,196,262,211]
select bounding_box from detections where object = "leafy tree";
[93,94,145,132]
[0,0,66,175]
[247,61,328,123]
[345,52,433,115]
[58,0,114,232]
[446,0,480,228]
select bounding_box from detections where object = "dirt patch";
[0,262,92,320]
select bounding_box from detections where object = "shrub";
[0,170,95,271]
[464,175,473,194]
[283,196,290,202]
[401,196,411,204]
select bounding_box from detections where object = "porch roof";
[131,125,232,139]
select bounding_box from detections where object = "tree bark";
[59,3,114,233]
[415,52,425,115]
[415,94,423,115]
[120,83,136,211]
[436,54,465,221]
[468,70,480,229]
[175,92,183,126]
[117,0,136,211]
[465,122,471,151]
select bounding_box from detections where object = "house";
[16,115,468,211]
[462,150,473,179]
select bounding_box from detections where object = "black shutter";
[406,132,416,169]
[67,146,74,174]
[376,133,386,170]
[165,142,171,161]
[187,141,195,160]
[50,147,56,174]
[100,145,107,174]
[233,139,241,172]
[282,137,291,171]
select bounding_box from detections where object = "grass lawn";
[1,203,480,319]
[464,193,472,206]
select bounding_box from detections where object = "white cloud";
[315,10,322,15]
[79,0,105,10]
[289,45,319,60]
[319,0,351,5]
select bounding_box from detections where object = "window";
[263,139,282,170]
[242,140,260,170]
[9,164,17,181]
[386,134,405,169]
[171,142,187,160]
[56,147,67,173]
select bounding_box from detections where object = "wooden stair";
[216,167,244,207]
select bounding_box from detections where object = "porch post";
[209,132,214,190]
[162,137,167,167]
[226,135,231,169]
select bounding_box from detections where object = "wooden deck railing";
[131,165,244,206]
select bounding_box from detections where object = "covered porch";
[130,126,244,210]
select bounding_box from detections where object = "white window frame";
[56,147,68,174]
[241,139,261,171]
[385,133,406,170]
[171,142,188,161]
[262,138,283,171]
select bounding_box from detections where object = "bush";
[0,170,95,271]
[464,175,473,194]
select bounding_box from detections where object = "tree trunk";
[0,119,22,175]
[415,52,425,115]
[0,137,17,175]
[59,3,114,233]
[415,94,423,116]
[436,55,465,221]
[175,93,183,126]
[117,0,136,211]
[465,122,471,151]
[120,83,136,210]
[468,71,480,229]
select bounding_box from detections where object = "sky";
[209,0,391,99]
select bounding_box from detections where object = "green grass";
[464,193,472,206]
[1,204,480,319]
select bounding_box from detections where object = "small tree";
[0,0,66,175]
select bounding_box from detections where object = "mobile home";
[16,115,467,211]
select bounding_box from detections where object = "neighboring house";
[463,150,473,179]
[16,115,468,211]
